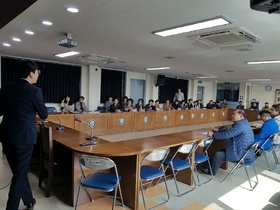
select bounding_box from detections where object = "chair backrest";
[197,137,213,148]
[260,133,278,149]
[241,142,259,161]
[144,148,170,162]
[78,155,119,180]
[46,107,57,113]
[178,142,197,154]
[39,124,54,164]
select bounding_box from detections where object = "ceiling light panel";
[153,16,231,37]
[12,38,21,42]
[145,67,171,70]
[42,21,52,25]
[247,79,271,81]
[67,7,79,13]
[247,60,280,64]
[55,51,80,58]
[25,30,34,35]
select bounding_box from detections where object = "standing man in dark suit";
[0,60,48,210]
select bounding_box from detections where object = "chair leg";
[74,184,82,210]
[140,179,148,210]
[244,165,258,191]
[272,150,279,165]
[117,183,125,207]
[46,170,53,197]
[221,162,241,183]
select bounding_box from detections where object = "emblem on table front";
[180,114,184,120]
[143,116,149,124]
[118,118,125,126]
[88,120,96,128]
[163,115,168,122]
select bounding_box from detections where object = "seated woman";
[123,98,136,112]
[206,100,216,109]
[60,95,74,112]
[135,99,145,112]
[181,100,187,110]
[110,98,121,112]
[172,100,181,110]
[163,99,174,110]
[249,102,259,111]
[155,100,162,111]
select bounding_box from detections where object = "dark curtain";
[1,57,81,103]
[100,69,126,103]
[159,78,188,103]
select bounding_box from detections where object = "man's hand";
[207,131,214,137]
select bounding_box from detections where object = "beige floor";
[1,121,280,210]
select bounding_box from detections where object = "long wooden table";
[45,109,230,136]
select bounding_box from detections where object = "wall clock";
[265,85,272,91]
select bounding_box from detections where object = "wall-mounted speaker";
[156,75,165,86]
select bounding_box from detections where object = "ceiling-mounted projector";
[58,33,77,48]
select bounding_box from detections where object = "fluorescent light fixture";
[145,67,171,71]
[153,16,231,37]
[196,76,218,79]
[25,30,34,35]
[3,43,10,47]
[42,21,52,26]
[55,51,80,58]
[247,79,271,81]
[67,7,79,13]
[261,81,280,84]
[247,60,280,64]
[12,38,21,42]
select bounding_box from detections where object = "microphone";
[75,117,97,140]
[55,115,65,130]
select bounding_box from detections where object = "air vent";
[188,27,261,46]
[79,54,117,63]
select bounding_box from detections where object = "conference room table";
[41,108,260,209]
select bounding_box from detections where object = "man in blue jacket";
[254,110,279,150]
[204,109,254,175]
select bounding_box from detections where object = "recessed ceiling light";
[66,7,79,13]
[247,79,271,81]
[153,16,231,37]
[12,38,21,42]
[42,21,52,26]
[247,60,280,64]
[25,30,34,35]
[55,51,80,58]
[145,67,171,71]
[3,43,10,47]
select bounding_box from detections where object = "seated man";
[249,102,259,111]
[123,98,136,112]
[254,110,278,150]
[75,96,87,112]
[104,96,114,111]
[261,102,271,111]
[204,109,254,175]
[236,101,244,109]
[172,100,181,110]
[206,100,216,109]
[144,99,156,111]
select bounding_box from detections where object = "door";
[130,79,145,105]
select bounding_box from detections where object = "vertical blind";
[1,57,81,103]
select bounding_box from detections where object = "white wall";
[250,83,280,109]
[191,80,217,106]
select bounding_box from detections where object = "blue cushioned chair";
[256,133,278,170]
[162,142,197,196]
[194,137,214,186]
[75,155,124,210]
[222,142,260,191]
[140,148,170,210]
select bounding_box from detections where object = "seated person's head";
[232,109,245,122]
[239,101,243,105]
[155,100,159,105]
[78,96,85,102]
[114,98,119,104]
[108,96,113,101]
[174,100,179,104]
[165,99,170,104]
[138,99,143,104]
[149,99,154,106]
[264,102,269,107]
[128,98,133,105]
[259,110,271,122]
[271,104,280,117]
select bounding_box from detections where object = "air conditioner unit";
[188,27,261,46]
